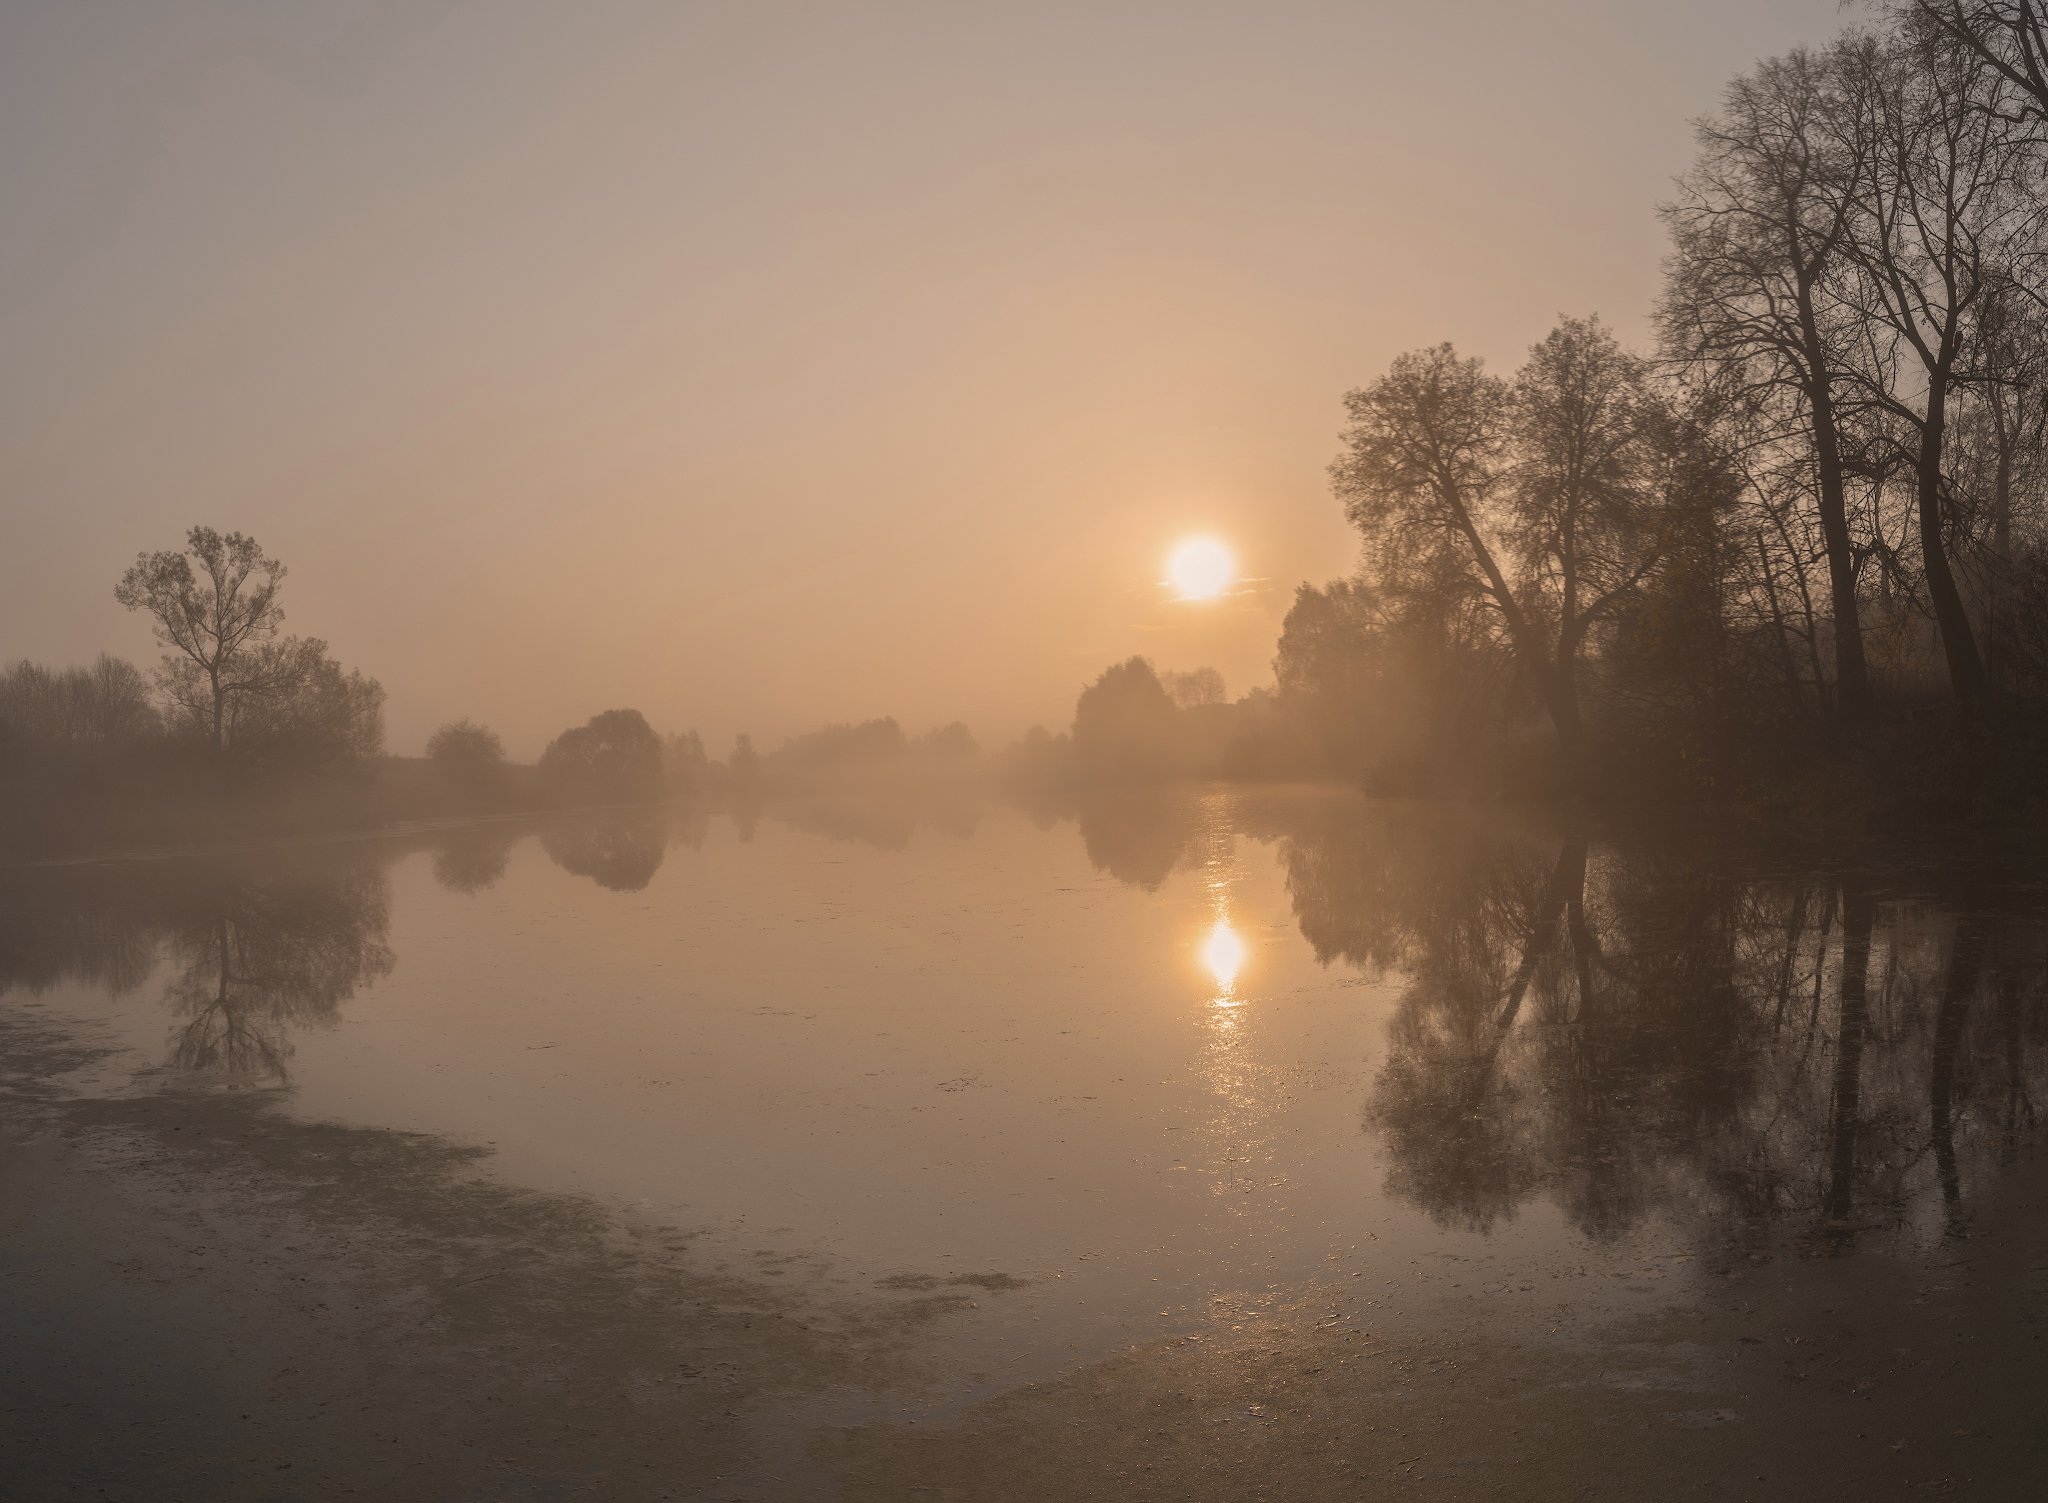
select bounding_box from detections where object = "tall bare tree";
[114,527,286,753]
[1661,47,1876,717]
[1902,1,2048,123]
[1834,33,2038,700]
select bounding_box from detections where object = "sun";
[1166,536,1236,600]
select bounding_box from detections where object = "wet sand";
[6,1009,2046,1502]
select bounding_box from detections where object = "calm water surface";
[9,790,2047,1419]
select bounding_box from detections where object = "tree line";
[1,527,385,790]
[1030,5,2048,807]
[0,521,987,851]
[1307,4,2048,793]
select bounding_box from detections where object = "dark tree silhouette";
[115,527,285,754]
[538,709,664,803]
[428,719,507,784]
[1661,46,1876,717]
[1071,658,1183,778]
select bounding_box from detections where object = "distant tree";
[727,732,762,792]
[82,654,160,746]
[427,719,507,784]
[1161,667,1226,709]
[773,718,909,776]
[762,718,980,785]
[998,725,1075,802]
[1071,657,1183,777]
[0,654,160,759]
[538,709,664,801]
[115,527,286,753]
[916,721,980,758]
[663,730,711,796]
[201,637,384,770]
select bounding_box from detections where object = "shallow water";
[7,789,2048,1474]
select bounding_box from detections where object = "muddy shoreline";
[6,1004,2047,1501]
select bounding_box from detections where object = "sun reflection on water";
[1202,916,1246,1003]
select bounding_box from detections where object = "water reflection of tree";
[430,824,520,893]
[1071,789,1204,891]
[540,808,667,891]
[1263,803,2048,1244]
[0,855,395,1086]
[162,862,395,1081]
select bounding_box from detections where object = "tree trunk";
[1443,478,1582,762]
[1549,663,1585,769]
[1917,380,1988,701]
[1799,294,1871,718]
[1988,413,2015,689]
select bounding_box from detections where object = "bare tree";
[114,527,285,752]
[1902,1,2048,123]
[1661,47,1876,716]
[1507,317,1674,751]
[1834,33,2039,700]
[1332,321,1671,765]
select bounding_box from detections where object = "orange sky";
[0,0,1852,757]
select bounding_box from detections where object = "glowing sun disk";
[1168,536,1236,600]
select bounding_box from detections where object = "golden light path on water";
[1192,848,1269,1220]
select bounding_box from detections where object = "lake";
[5,790,2048,1500]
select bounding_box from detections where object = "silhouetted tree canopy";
[1071,657,1184,779]
[115,527,286,754]
[538,709,664,802]
[428,719,507,786]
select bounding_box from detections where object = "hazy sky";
[2,0,1854,757]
